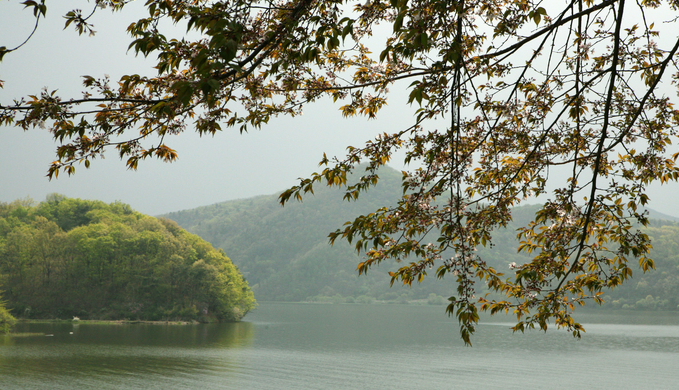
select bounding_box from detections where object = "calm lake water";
[1,303,678,389]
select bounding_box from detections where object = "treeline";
[165,166,679,310]
[0,195,255,323]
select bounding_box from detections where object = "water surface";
[1,303,678,389]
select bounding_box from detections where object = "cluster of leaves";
[281,0,679,344]
[0,195,256,322]
[2,0,679,343]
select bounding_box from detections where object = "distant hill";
[163,166,679,310]
[646,208,679,224]
[163,166,426,301]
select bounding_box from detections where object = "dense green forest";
[165,166,679,310]
[0,195,256,325]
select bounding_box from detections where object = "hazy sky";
[0,2,413,216]
[1,2,678,218]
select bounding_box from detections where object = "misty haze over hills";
[162,166,679,309]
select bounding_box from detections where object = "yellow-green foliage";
[0,195,256,321]
[0,293,16,334]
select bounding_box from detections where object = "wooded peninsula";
[0,195,256,332]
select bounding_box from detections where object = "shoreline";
[16,319,201,326]
[3,318,209,337]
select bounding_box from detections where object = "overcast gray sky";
[1,1,678,218]
[0,1,414,216]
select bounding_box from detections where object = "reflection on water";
[1,304,678,389]
[0,321,254,389]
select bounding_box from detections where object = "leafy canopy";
[0,196,256,322]
[2,0,679,344]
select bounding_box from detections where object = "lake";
[1,303,678,389]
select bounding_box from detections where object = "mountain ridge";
[162,166,679,309]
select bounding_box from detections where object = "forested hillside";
[164,167,422,301]
[605,224,679,310]
[165,166,679,310]
[0,195,256,322]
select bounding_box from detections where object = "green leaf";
[394,12,405,31]
[223,40,237,62]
